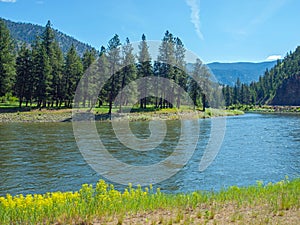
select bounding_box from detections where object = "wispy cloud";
[186,0,204,40]
[233,0,287,39]
[0,0,16,3]
[251,0,286,26]
[266,55,282,61]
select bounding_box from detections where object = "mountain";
[222,46,300,106]
[271,74,300,105]
[1,18,95,56]
[207,61,277,85]
[266,46,300,105]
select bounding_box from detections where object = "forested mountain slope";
[2,18,95,56]
[271,74,300,105]
[223,46,300,106]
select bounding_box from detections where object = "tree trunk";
[176,89,181,109]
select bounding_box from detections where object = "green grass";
[0,178,299,224]
[228,104,300,114]
[0,101,20,109]
[1,100,244,123]
[204,108,244,117]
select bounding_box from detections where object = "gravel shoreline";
[0,109,243,123]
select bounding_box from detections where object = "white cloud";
[0,0,16,3]
[186,0,204,40]
[265,55,282,61]
[232,0,287,40]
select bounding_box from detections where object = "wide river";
[0,113,299,196]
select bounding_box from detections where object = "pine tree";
[157,31,176,108]
[153,61,161,108]
[198,63,212,111]
[233,78,241,104]
[51,42,64,107]
[107,34,121,117]
[97,46,109,108]
[188,59,202,109]
[119,38,137,112]
[32,40,52,108]
[174,37,187,108]
[0,19,15,98]
[15,44,33,107]
[137,34,152,109]
[63,44,83,107]
[223,85,232,106]
[81,49,97,107]
[41,20,55,57]
[41,20,65,107]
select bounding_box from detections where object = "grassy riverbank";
[0,178,299,224]
[0,107,243,123]
[228,104,300,114]
[248,105,300,114]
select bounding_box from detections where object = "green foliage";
[0,178,299,224]
[1,21,221,113]
[63,44,83,107]
[3,17,300,111]
[137,34,152,109]
[2,17,95,56]
[189,59,203,108]
[15,43,33,107]
[119,38,137,112]
[223,46,300,107]
[50,41,64,107]
[80,48,98,108]
[106,34,122,115]
[32,40,52,108]
[0,19,15,97]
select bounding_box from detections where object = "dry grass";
[95,204,300,225]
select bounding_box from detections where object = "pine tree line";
[0,19,222,113]
[222,46,300,107]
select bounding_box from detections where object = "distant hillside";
[207,61,277,85]
[2,18,95,56]
[222,46,300,106]
[267,47,300,105]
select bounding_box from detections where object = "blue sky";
[1,0,299,63]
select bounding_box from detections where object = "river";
[0,113,299,196]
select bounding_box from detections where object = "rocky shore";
[0,108,243,123]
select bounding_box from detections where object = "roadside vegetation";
[0,178,299,224]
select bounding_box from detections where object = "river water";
[0,113,299,196]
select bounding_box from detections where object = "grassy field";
[0,178,299,224]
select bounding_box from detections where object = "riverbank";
[0,108,243,122]
[0,178,299,224]
[248,105,300,114]
[229,105,300,114]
